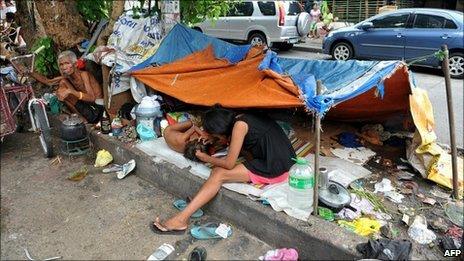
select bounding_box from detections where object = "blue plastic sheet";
[258,51,402,115]
[131,23,251,71]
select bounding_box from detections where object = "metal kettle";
[60,114,87,141]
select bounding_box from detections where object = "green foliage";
[434,49,446,61]
[76,0,113,22]
[131,0,159,19]
[180,0,238,25]
[32,37,59,77]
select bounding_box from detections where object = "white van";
[194,1,310,51]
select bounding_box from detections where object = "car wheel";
[448,52,464,79]
[332,42,353,61]
[248,33,267,47]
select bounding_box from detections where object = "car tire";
[296,12,311,37]
[332,42,354,61]
[274,42,294,51]
[448,52,464,79]
[248,32,267,47]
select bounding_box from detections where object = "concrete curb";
[292,45,323,53]
[89,131,364,260]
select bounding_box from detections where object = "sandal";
[190,222,232,240]
[149,221,186,235]
[173,198,204,218]
[188,246,207,261]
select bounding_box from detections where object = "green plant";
[180,0,238,25]
[76,0,113,22]
[32,37,59,77]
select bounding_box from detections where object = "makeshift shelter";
[132,24,410,122]
[131,23,462,193]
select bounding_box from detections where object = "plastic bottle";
[287,157,314,212]
[147,243,174,261]
[111,115,123,137]
[101,111,111,134]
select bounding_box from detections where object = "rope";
[406,49,446,66]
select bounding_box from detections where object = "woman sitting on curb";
[152,105,296,233]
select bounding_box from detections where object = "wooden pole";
[441,45,460,199]
[313,80,323,215]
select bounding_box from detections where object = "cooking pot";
[318,181,352,212]
[60,114,87,141]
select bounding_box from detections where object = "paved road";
[278,49,463,148]
[0,133,271,260]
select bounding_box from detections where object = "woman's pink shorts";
[248,171,289,185]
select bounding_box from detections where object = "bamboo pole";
[441,45,460,199]
[313,80,323,215]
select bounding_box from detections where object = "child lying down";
[163,119,225,162]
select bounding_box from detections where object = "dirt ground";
[0,132,271,260]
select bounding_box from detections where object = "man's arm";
[29,72,64,86]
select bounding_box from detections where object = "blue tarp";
[132,23,406,115]
[260,51,402,114]
[131,24,252,71]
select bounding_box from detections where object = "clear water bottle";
[287,157,314,212]
[147,243,174,261]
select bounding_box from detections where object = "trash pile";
[297,124,464,259]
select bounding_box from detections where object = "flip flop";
[149,221,186,235]
[173,199,204,218]
[188,246,207,261]
[102,164,122,173]
[117,159,136,179]
[190,222,232,240]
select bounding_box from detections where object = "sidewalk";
[89,130,435,260]
[90,131,364,260]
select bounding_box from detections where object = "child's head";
[313,3,319,9]
[203,104,236,137]
[184,139,209,162]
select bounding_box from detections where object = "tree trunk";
[34,0,88,50]
[97,0,125,112]
[97,0,125,46]
[16,0,88,50]
[15,0,47,47]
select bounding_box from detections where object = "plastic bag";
[338,217,381,237]
[407,215,436,244]
[94,149,113,167]
[137,123,156,141]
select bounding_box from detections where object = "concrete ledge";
[90,131,364,260]
[292,45,323,53]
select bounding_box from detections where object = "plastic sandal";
[190,222,232,240]
[173,199,204,218]
[149,221,186,235]
[117,159,136,179]
[188,246,207,261]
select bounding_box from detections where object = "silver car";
[194,1,310,51]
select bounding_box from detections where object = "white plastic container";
[287,157,314,212]
[135,95,163,132]
[147,243,174,261]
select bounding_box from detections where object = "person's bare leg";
[154,164,250,231]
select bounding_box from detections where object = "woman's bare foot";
[153,216,188,232]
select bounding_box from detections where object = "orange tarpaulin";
[132,46,304,109]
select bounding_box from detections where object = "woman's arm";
[196,121,248,169]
